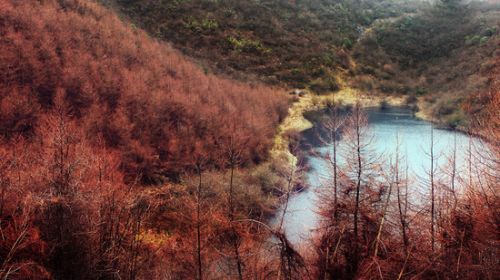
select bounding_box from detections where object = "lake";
[273,106,486,246]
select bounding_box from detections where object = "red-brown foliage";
[0,0,289,278]
[0,0,288,184]
[0,101,157,279]
[313,92,499,279]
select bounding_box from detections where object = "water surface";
[275,106,484,246]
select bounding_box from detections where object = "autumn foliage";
[0,0,288,183]
[0,0,498,279]
[0,0,290,278]
[312,65,499,279]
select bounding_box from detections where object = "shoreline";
[270,87,407,166]
[270,86,488,169]
[266,85,491,239]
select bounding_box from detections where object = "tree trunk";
[430,125,435,253]
[196,164,203,280]
[354,108,362,264]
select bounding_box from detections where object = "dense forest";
[0,0,498,279]
[110,0,421,89]
[0,0,289,278]
[112,0,500,125]
[0,0,289,182]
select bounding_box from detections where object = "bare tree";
[396,156,410,253]
[195,157,204,280]
[275,141,307,280]
[444,132,459,210]
[231,141,306,280]
[342,102,376,270]
[373,133,403,258]
[321,101,345,222]
[315,102,387,278]
[426,124,437,253]
[312,100,348,279]
[224,129,246,280]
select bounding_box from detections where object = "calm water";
[274,106,486,246]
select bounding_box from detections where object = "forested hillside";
[0,0,288,183]
[352,0,500,126]
[0,0,498,279]
[112,0,500,126]
[112,0,419,89]
[0,0,289,278]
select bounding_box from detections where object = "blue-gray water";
[275,106,486,246]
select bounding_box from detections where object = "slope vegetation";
[113,0,499,127]
[113,0,419,90]
[352,0,500,126]
[0,0,288,183]
[0,0,290,278]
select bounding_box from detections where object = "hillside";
[0,1,498,279]
[112,0,500,126]
[352,0,500,126]
[0,0,288,183]
[0,0,293,278]
[111,0,420,90]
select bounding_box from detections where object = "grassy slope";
[111,0,419,90]
[352,1,500,127]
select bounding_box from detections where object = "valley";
[0,0,498,279]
